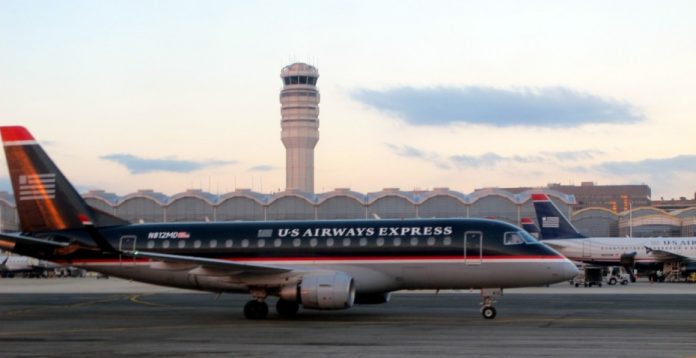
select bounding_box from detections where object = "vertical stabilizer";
[1,126,127,233]
[531,193,586,239]
[520,217,540,238]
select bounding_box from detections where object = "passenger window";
[359,238,368,247]
[225,239,233,248]
[310,238,318,247]
[427,237,436,246]
[326,238,335,247]
[343,238,351,247]
[504,232,524,245]
[241,239,249,248]
[178,240,186,249]
[274,238,282,247]
[257,239,265,248]
[293,238,301,247]
[410,237,418,246]
[146,240,155,249]
[193,240,202,249]
[209,239,217,248]
[393,237,402,246]
[162,240,170,249]
[443,237,452,246]
[376,238,385,247]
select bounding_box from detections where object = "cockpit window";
[504,232,524,245]
[504,231,540,245]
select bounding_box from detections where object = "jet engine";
[280,272,355,310]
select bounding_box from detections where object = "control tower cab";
[280,63,320,193]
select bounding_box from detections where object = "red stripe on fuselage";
[62,255,566,264]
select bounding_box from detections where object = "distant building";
[651,194,696,211]
[501,182,651,212]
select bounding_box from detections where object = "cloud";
[589,155,696,175]
[450,153,505,168]
[353,86,645,127]
[543,150,604,161]
[248,165,278,172]
[102,154,236,174]
[386,144,451,170]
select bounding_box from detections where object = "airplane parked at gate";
[531,193,696,277]
[0,253,57,277]
[0,126,578,319]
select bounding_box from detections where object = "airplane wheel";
[244,300,269,320]
[276,299,300,318]
[481,306,496,319]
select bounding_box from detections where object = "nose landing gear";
[480,288,502,319]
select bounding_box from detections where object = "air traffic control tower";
[280,63,320,193]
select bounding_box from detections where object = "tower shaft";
[280,63,320,193]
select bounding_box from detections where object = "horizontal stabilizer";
[0,232,69,253]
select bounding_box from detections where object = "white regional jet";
[532,193,696,277]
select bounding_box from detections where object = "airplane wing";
[125,250,295,275]
[644,245,691,262]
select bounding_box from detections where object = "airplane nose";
[563,260,581,280]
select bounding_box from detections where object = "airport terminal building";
[1,187,695,239]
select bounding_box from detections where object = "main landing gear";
[244,300,269,320]
[244,289,269,320]
[480,288,502,319]
[243,299,300,319]
[243,289,300,320]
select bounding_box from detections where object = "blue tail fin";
[531,193,586,239]
[520,218,540,238]
[1,126,129,233]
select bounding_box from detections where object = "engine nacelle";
[280,272,355,310]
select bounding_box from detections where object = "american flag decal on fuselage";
[18,173,56,201]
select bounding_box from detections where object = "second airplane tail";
[1,126,129,233]
[531,193,586,239]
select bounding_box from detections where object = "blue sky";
[1,0,695,199]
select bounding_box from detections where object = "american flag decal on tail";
[18,173,56,201]
[541,216,560,228]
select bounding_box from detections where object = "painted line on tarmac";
[128,294,172,308]
[0,295,128,317]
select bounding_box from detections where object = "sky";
[1,0,695,200]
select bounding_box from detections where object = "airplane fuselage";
[18,218,575,294]
[544,236,696,266]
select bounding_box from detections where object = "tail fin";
[520,217,540,238]
[531,193,586,239]
[1,126,128,233]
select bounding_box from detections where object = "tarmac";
[1,278,696,357]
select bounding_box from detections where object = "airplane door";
[582,240,591,258]
[118,235,137,265]
[464,231,483,265]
